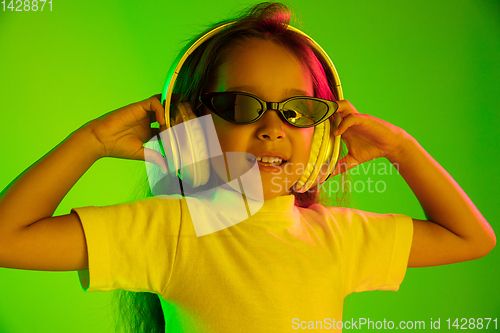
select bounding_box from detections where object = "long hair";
[113,2,351,332]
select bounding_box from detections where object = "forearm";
[388,134,496,251]
[0,124,102,233]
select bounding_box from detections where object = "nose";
[255,109,285,141]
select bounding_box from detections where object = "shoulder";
[298,204,412,234]
[72,194,187,229]
[297,203,382,223]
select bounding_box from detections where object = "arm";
[0,95,165,271]
[387,135,496,267]
[332,100,496,268]
[0,127,101,271]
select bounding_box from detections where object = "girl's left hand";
[332,100,409,175]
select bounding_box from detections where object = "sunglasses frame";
[199,91,338,128]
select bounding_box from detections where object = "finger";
[141,95,166,126]
[152,95,166,125]
[336,100,360,117]
[333,100,362,136]
[334,113,368,136]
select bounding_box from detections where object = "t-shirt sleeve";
[331,208,413,296]
[71,196,182,295]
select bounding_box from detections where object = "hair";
[113,2,351,332]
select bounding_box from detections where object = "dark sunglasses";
[199,91,338,128]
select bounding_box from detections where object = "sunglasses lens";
[212,94,262,122]
[283,99,330,127]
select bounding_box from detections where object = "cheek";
[213,120,234,149]
[209,113,249,152]
[204,110,229,144]
[294,128,315,160]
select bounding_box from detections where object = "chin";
[261,173,297,196]
[260,182,293,200]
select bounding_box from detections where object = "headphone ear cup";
[295,121,326,192]
[295,113,342,193]
[317,112,342,183]
[311,120,331,184]
[170,103,210,188]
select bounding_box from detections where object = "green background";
[1,0,499,332]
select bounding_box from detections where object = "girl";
[0,2,497,333]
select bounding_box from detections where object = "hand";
[331,100,410,175]
[84,95,166,161]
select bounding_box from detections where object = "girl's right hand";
[85,95,166,161]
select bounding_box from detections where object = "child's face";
[204,38,315,200]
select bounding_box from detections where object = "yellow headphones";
[159,22,343,193]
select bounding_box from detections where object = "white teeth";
[256,156,283,164]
